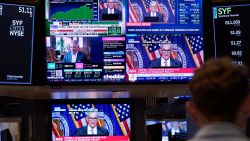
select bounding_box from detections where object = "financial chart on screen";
[52,103,131,141]
[0,3,35,84]
[46,0,203,83]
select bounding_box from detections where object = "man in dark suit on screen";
[99,0,122,21]
[63,40,88,63]
[75,108,109,136]
[148,44,182,68]
[143,1,163,22]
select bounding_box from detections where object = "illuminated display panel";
[51,103,132,141]
[146,119,187,141]
[46,0,203,83]
[0,3,35,84]
[212,3,250,67]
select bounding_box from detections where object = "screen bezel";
[44,0,207,85]
[49,98,135,141]
[205,1,250,79]
[0,2,36,85]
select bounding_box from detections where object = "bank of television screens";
[146,120,187,141]
[46,0,203,83]
[212,3,250,66]
[52,103,131,141]
[0,3,35,84]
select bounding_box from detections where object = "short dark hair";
[189,57,249,122]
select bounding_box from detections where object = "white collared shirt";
[171,128,180,135]
[161,57,170,67]
[108,8,114,14]
[87,125,97,135]
[71,52,77,63]
[150,12,157,17]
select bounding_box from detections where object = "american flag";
[168,0,174,11]
[69,104,93,128]
[143,35,168,60]
[113,104,131,137]
[129,1,139,22]
[142,0,161,13]
[186,36,204,67]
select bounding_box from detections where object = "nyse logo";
[218,7,232,15]
[9,20,24,37]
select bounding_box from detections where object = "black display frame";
[205,1,250,78]
[44,0,209,85]
[49,98,135,141]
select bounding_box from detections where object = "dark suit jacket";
[148,58,182,68]
[100,8,122,20]
[143,12,163,22]
[75,126,109,136]
[63,51,87,63]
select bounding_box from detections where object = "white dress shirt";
[150,12,157,17]
[108,8,114,14]
[87,125,97,135]
[188,122,250,141]
[161,57,170,67]
[71,52,77,63]
[171,128,180,135]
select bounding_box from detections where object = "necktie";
[165,61,168,66]
[91,129,94,134]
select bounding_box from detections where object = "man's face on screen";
[88,112,98,128]
[160,44,172,60]
[172,122,180,130]
[149,2,157,13]
[107,0,115,9]
[71,45,79,54]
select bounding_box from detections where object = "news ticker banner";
[213,4,250,65]
[55,136,129,141]
[0,3,35,84]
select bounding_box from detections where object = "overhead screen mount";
[45,0,204,84]
[0,3,35,84]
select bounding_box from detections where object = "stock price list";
[213,4,250,66]
[178,0,201,24]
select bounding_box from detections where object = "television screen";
[52,103,131,141]
[212,3,250,66]
[46,0,204,83]
[0,3,35,84]
[146,120,187,141]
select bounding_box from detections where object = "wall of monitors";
[45,0,204,84]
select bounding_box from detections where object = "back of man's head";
[189,57,249,122]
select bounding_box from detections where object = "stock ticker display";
[0,3,35,84]
[46,0,204,83]
[212,4,250,66]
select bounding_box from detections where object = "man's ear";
[186,101,206,126]
[244,95,250,118]
[186,101,198,123]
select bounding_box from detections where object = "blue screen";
[45,0,203,83]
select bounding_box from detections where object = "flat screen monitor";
[46,0,204,83]
[51,102,132,141]
[146,120,187,141]
[0,3,35,84]
[212,2,250,67]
